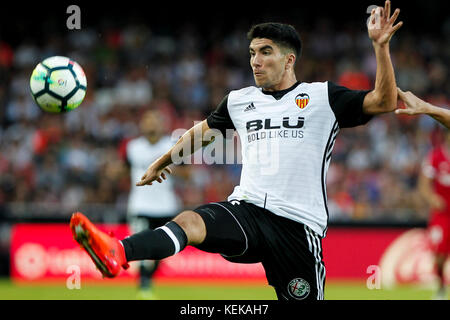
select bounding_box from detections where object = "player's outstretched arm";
[395,88,450,129]
[363,0,403,115]
[418,170,445,211]
[136,120,212,186]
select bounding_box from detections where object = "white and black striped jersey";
[126,136,181,217]
[207,81,371,237]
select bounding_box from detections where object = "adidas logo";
[244,103,256,112]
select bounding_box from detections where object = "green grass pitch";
[0,278,444,300]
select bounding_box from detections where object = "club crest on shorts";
[295,93,310,109]
[288,278,310,300]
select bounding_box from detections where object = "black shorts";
[193,200,326,301]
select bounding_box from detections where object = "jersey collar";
[261,81,301,100]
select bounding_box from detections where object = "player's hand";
[367,0,403,46]
[429,193,445,211]
[395,87,430,116]
[136,165,172,186]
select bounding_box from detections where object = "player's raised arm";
[136,120,212,186]
[418,161,446,211]
[362,0,403,115]
[395,88,450,129]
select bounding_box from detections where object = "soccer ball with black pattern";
[30,56,87,113]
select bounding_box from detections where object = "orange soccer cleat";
[70,212,129,278]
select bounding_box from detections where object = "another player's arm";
[136,120,213,186]
[418,169,445,211]
[362,0,403,115]
[395,88,450,129]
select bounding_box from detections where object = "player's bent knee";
[173,211,207,246]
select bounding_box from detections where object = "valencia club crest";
[295,93,310,109]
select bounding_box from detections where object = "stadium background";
[0,0,448,299]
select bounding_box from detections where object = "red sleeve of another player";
[118,138,131,165]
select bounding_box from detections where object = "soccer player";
[419,131,450,300]
[124,110,180,299]
[71,1,402,300]
[396,87,450,129]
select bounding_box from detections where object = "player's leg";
[70,210,201,278]
[429,214,449,299]
[194,201,326,300]
[433,222,449,299]
[258,215,326,301]
[192,202,252,259]
[71,205,248,278]
[146,216,174,277]
[120,210,204,262]
[129,216,172,299]
[124,202,250,261]
[128,216,152,289]
[435,254,446,298]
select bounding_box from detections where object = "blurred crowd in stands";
[0,16,448,223]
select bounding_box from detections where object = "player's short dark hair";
[247,22,302,59]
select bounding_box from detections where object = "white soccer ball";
[30,56,87,113]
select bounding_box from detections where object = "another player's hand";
[367,0,403,46]
[429,193,445,211]
[136,165,172,186]
[395,87,430,116]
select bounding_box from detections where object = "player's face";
[140,113,162,143]
[249,38,288,90]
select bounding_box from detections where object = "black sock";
[121,221,187,262]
